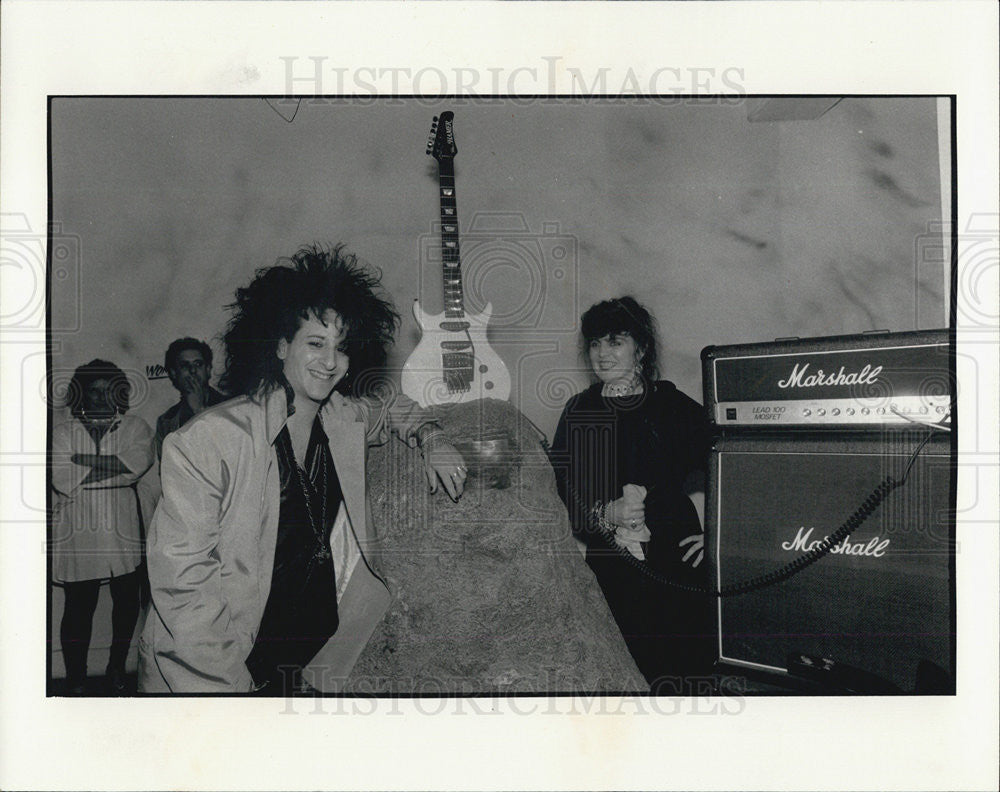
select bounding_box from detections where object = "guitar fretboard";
[438,159,465,321]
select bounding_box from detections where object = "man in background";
[154,338,226,460]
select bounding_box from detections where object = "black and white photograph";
[43,94,957,698]
[2,2,998,791]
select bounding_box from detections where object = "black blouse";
[246,416,343,689]
[551,380,712,578]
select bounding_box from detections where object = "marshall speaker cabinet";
[701,330,955,693]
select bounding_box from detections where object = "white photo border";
[2,2,997,790]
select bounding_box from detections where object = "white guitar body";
[401,110,512,408]
[402,299,511,407]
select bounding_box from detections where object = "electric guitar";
[401,111,511,407]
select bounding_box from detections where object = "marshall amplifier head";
[702,329,952,429]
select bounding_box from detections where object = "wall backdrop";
[49,96,947,439]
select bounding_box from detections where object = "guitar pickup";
[440,341,472,351]
[439,321,471,332]
[442,353,474,368]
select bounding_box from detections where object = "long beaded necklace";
[280,380,332,563]
[284,424,331,563]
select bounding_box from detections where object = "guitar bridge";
[442,351,474,392]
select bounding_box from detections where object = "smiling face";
[588,332,642,386]
[276,310,349,407]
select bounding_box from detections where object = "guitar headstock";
[426,111,457,162]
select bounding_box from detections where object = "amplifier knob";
[817,408,826,416]
[862,408,870,415]
[877,407,886,415]
[832,408,841,416]
[847,408,855,415]
[920,406,929,414]
[803,409,812,417]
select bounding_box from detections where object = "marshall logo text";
[777,362,883,389]
[781,526,890,558]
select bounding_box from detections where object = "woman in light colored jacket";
[139,245,466,694]
[52,359,154,694]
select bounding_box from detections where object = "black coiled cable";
[545,425,937,599]
[715,475,899,597]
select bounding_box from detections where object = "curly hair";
[164,337,213,372]
[579,296,659,382]
[65,358,131,418]
[220,244,400,399]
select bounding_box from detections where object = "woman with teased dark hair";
[140,245,466,694]
[51,359,154,694]
[218,245,401,399]
[551,296,714,687]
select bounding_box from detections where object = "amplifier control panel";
[715,395,951,426]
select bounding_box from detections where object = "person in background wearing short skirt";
[51,359,154,695]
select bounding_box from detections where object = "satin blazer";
[139,386,434,693]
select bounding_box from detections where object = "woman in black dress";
[552,297,714,688]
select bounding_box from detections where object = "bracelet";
[416,424,447,450]
[591,501,621,536]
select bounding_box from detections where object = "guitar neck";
[437,158,465,320]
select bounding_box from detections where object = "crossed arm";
[52,418,154,495]
[71,453,132,485]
